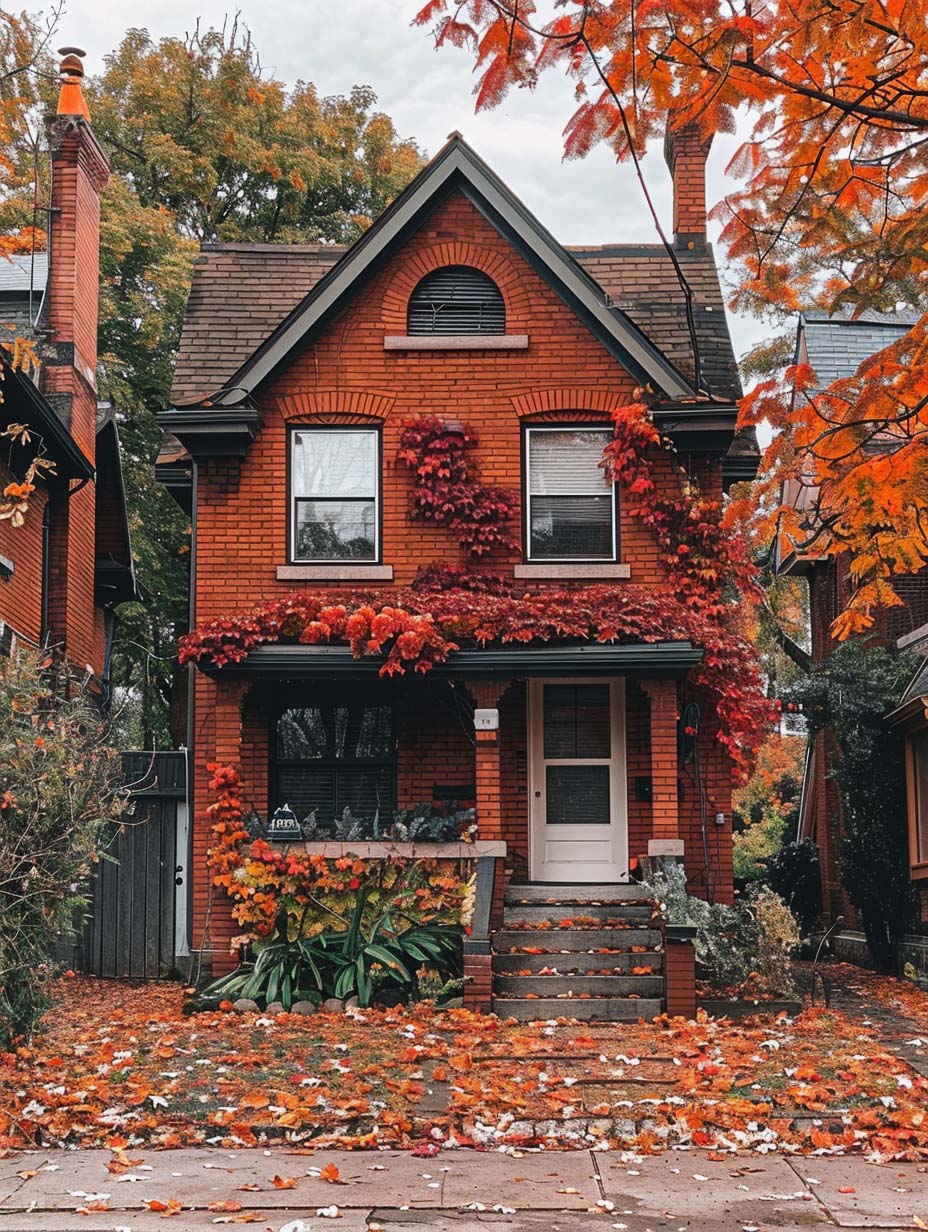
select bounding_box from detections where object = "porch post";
[202,678,249,975]
[642,678,683,858]
[464,680,507,1013]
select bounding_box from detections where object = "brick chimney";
[41,47,109,461]
[39,48,110,670]
[664,122,712,249]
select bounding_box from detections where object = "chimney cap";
[56,46,90,120]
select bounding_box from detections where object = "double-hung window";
[525,426,616,561]
[291,428,379,562]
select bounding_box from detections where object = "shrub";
[765,838,822,936]
[0,651,125,1046]
[732,734,805,881]
[646,862,797,997]
[783,639,915,970]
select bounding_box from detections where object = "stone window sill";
[384,334,529,351]
[513,563,631,580]
[277,564,394,582]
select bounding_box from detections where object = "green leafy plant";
[765,838,822,936]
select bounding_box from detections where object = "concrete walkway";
[0,1147,925,1230]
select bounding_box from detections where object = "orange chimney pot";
[56,46,90,121]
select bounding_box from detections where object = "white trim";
[527,677,628,882]
[524,425,618,564]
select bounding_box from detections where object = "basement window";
[407,265,505,335]
[524,426,616,561]
[291,427,379,562]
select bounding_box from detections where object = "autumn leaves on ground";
[2,974,928,1160]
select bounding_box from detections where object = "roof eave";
[156,406,262,462]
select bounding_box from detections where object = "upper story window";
[291,428,379,562]
[525,426,616,561]
[407,265,505,335]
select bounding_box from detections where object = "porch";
[194,640,727,1013]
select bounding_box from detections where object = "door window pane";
[543,683,611,759]
[526,428,615,561]
[546,765,611,824]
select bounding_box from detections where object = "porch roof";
[202,641,704,680]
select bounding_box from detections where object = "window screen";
[274,700,396,833]
[526,427,615,560]
[407,265,505,335]
[291,429,378,561]
[914,730,928,863]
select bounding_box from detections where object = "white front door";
[528,678,628,882]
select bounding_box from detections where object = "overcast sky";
[60,0,771,362]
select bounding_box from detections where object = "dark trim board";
[201,641,704,681]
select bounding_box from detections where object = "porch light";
[267,803,302,841]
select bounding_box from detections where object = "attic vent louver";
[407,265,505,335]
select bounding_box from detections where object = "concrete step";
[504,882,651,905]
[492,950,663,975]
[492,996,664,1022]
[502,902,656,926]
[492,927,663,953]
[494,974,665,998]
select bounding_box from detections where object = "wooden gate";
[79,751,188,979]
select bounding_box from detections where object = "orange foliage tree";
[416,0,928,637]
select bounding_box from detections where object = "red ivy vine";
[182,405,773,780]
[181,578,774,780]
[397,416,516,557]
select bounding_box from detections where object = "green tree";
[87,20,424,243]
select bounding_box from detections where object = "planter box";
[697,997,804,1020]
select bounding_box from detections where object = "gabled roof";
[172,135,710,408]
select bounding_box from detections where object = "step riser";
[492,951,663,974]
[503,904,655,926]
[493,928,662,953]
[494,975,664,997]
[493,997,663,1022]
[505,882,652,904]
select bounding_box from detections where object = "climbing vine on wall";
[396,416,516,557]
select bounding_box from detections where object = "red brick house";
[0,51,135,683]
[160,131,757,1015]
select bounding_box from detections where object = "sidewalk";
[0,1146,925,1231]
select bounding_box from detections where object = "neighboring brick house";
[159,130,757,1015]
[0,51,135,684]
[777,308,926,926]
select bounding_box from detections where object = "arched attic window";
[407,265,506,336]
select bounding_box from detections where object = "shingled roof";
[170,137,742,408]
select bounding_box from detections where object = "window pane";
[332,705,394,760]
[277,765,396,832]
[543,684,611,759]
[292,430,376,498]
[545,765,611,825]
[295,499,375,560]
[277,707,327,759]
[529,430,611,496]
[530,496,613,559]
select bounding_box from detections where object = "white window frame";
[524,425,617,563]
[290,427,380,564]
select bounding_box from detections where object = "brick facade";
[184,188,737,970]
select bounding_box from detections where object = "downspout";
[185,459,198,950]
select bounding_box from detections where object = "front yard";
[3,971,928,1158]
